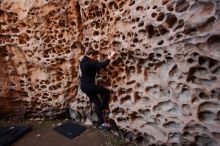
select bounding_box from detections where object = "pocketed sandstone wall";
[0,0,83,118]
[1,0,220,145]
[70,0,220,145]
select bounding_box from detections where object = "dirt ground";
[0,119,134,146]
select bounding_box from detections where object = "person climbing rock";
[80,48,116,129]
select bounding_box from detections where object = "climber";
[80,48,116,129]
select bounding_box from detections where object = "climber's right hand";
[108,51,116,60]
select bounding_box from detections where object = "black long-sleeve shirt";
[80,56,110,84]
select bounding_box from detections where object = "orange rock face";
[0,0,83,118]
[1,0,220,145]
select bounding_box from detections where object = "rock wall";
[1,0,220,145]
[70,0,220,145]
[0,0,83,118]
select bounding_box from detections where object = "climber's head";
[86,48,99,60]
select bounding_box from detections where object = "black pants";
[80,83,110,124]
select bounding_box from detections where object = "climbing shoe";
[98,123,111,130]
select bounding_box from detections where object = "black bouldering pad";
[53,122,86,139]
[0,125,32,146]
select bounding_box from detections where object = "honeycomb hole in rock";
[129,0,135,6]
[115,16,121,21]
[175,0,190,13]
[199,92,209,100]
[166,3,174,11]
[197,16,216,32]
[120,95,131,104]
[151,13,157,18]
[93,31,99,36]
[198,102,219,122]
[198,111,216,122]
[207,35,220,52]
[133,38,139,43]
[152,5,158,9]
[198,56,207,65]
[187,58,194,64]
[162,0,170,5]
[194,134,218,146]
[174,19,185,31]
[157,40,164,45]
[136,64,142,74]
[208,35,220,45]
[134,136,147,144]
[138,21,144,27]
[146,24,155,38]
[165,14,177,28]
[126,80,136,85]
[134,91,141,102]
[186,64,216,85]
[108,2,118,10]
[158,25,169,35]
[136,6,144,11]
[164,121,180,129]
[157,12,165,21]
[118,1,125,9]
[210,89,220,99]
[193,67,209,76]
[11,28,20,33]
[84,1,89,5]
[129,112,141,122]
[112,107,124,115]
